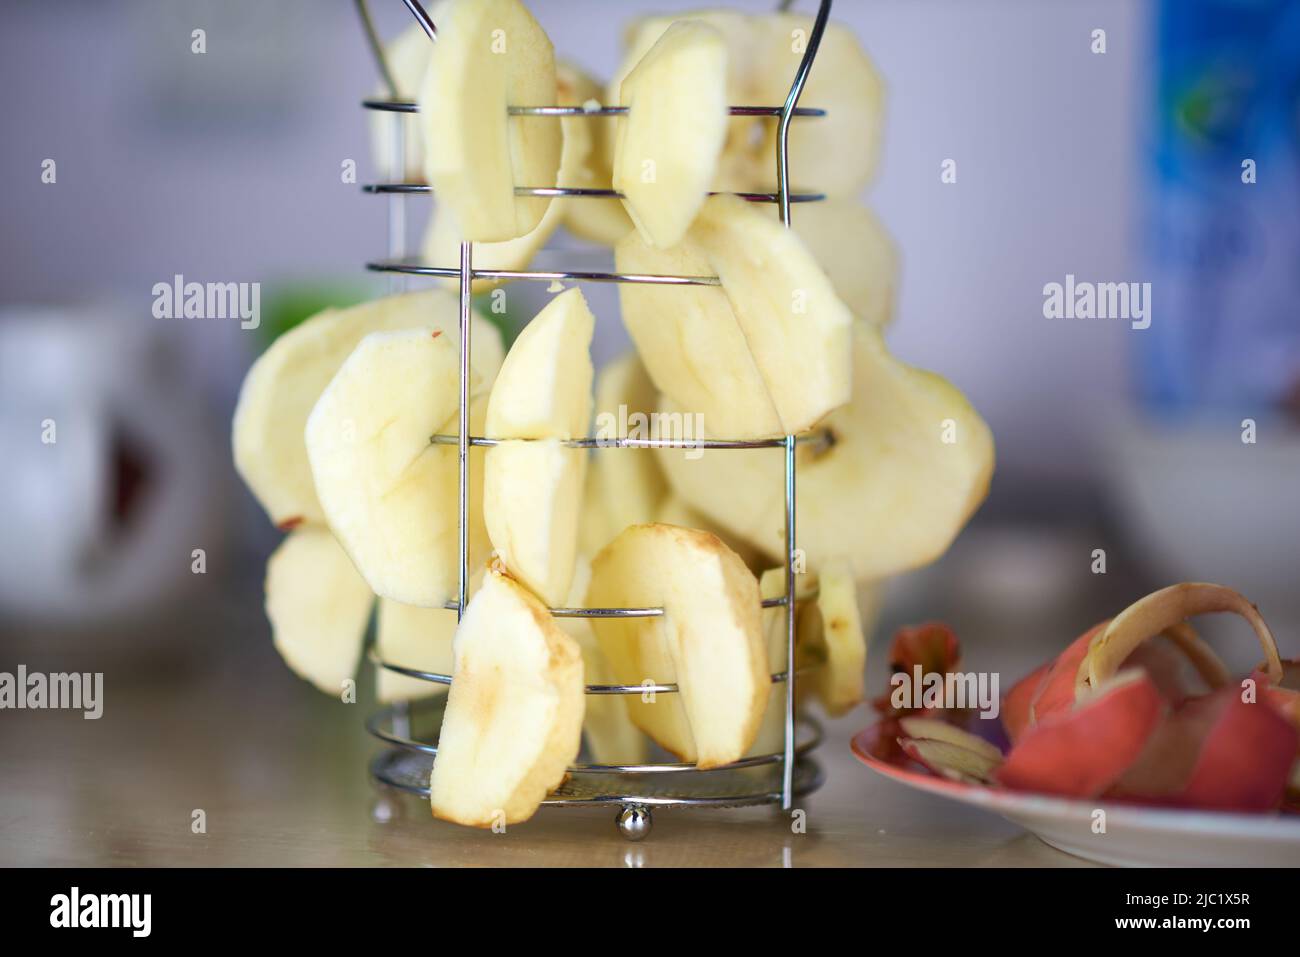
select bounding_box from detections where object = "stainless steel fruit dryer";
[356,0,836,839]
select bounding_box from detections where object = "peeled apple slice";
[748,566,815,757]
[483,288,595,604]
[375,599,456,703]
[377,563,490,702]
[692,194,853,435]
[612,20,729,249]
[586,524,769,768]
[430,568,584,827]
[766,199,898,328]
[798,561,872,716]
[560,556,649,766]
[615,230,783,440]
[418,0,561,241]
[590,351,669,535]
[265,527,373,695]
[558,66,634,246]
[611,10,884,197]
[484,439,586,606]
[897,717,1003,785]
[657,321,995,581]
[232,289,502,529]
[485,287,594,440]
[305,330,491,607]
[420,61,601,290]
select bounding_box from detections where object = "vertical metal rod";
[366,0,406,732]
[456,241,472,621]
[353,0,399,97]
[778,0,832,811]
[781,436,798,809]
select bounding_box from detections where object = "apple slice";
[765,199,898,328]
[305,330,491,607]
[482,288,595,603]
[612,20,729,248]
[578,462,616,557]
[692,194,853,435]
[614,231,783,440]
[653,493,765,572]
[897,717,1003,784]
[898,717,1003,763]
[232,289,502,529]
[377,563,491,701]
[657,320,994,581]
[590,351,669,536]
[899,738,999,786]
[367,10,460,179]
[558,65,634,246]
[748,566,816,756]
[747,11,885,196]
[485,287,594,440]
[484,439,586,606]
[430,567,584,827]
[997,669,1165,799]
[420,60,601,290]
[611,10,884,197]
[560,556,649,766]
[798,561,872,716]
[586,523,769,768]
[375,599,455,703]
[265,527,373,695]
[418,0,561,241]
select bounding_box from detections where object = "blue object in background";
[1140,0,1300,417]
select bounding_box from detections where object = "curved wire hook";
[776,0,833,226]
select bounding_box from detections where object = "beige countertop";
[0,648,1092,867]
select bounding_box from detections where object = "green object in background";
[473,291,527,350]
[258,280,378,349]
[257,280,523,354]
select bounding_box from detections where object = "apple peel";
[998,669,1165,799]
[1080,583,1282,694]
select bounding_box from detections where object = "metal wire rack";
[356,0,837,839]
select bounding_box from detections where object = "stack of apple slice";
[237,0,1003,828]
[232,290,504,699]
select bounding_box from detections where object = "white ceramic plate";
[852,723,1300,867]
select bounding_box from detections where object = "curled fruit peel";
[1079,583,1282,697]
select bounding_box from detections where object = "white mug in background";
[0,305,229,628]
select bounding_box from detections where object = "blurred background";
[1,0,1297,864]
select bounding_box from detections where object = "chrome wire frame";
[354,0,836,815]
[367,695,823,774]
